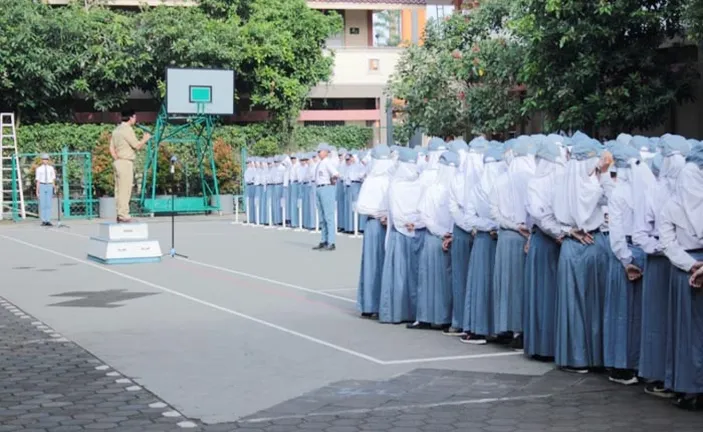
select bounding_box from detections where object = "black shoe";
[510,333,524,351]
[323,244,336,251]
[312,242,328,250]
[406,321,431,330]
[360,312,374,319]
[460,334,487,345]
[442,327,467,337]
[608,369,639,386]
[45,222,53,227]
[644,382,674,399]
[560,366,589,374]
[672,394,703,411]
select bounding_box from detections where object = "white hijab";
[475,160,506,220]
[670,162,703,240]
[388,161,423,237]
[494,155,535,226]
[356,158,394,218]
[419,163,457,236]
[553,155,603,231]
[527,157,565,223]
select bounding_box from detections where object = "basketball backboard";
[166,68,235,116]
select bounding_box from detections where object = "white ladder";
[1,113,26,220]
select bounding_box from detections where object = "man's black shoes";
[312,243,336,251]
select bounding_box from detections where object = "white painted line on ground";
[381,351,524,365]
[95,365,110,371]
[241,393,555,423]
[162,411,182,418]
[115,378,131,384]
[126,385,142,391]
[0,234,385,365]
[106,371,120,377]
[149,402,168,409]
[177,421,198,428]
[48,229,357,304]
[179,258,356,304]
[19,231,541,366]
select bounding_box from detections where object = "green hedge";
[17,123,375,155]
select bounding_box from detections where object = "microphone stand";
[55,176,69,229]
[165,156,188,259]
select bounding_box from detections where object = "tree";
[236,0,342,145]
[510,0,696,135]
[388,0,526,139]
[0,1,79,122]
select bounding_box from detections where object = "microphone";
[170,155,177,174]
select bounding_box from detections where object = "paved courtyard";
[0,217,700,431]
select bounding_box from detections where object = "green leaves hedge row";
[16,123,375,156]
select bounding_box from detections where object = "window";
[372,10,402,47]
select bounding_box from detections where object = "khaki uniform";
[110,123,140,219]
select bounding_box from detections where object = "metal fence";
[10,147,94,221]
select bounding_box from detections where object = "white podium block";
[88,223,162,265]
[99,222,149,241]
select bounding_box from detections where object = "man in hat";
[109,109,151,223]
[35,153,56,226]
[313,143,339,251]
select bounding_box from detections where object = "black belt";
[39,182,53,185]
[303,182,310,185]
[291,181,299,184]
[272,183,283,185]
[246,183,254,185]
[317,184,332,188]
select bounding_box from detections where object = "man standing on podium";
[109,109,151,223]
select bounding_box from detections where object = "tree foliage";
[388,0,526,139]
[0,0,341,130]
[511,0,696,135]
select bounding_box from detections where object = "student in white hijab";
[356,145,394,319]
[418,137,448,189]
[552,138,613,374]
[244,159,256,224]
[658,145,703,410]
[379,147,425,324]
[633,135,689,397]
[415,146,428,173]
[523,137,567,361]
[409,151,459,330]
[445,141,477,337]
[466,137,487,187]
[344,152,367,233]
[459,145,507,345]
[490,136,536,350]
[603,144,652,386]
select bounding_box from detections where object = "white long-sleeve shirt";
[631,193,663,254]
[448,176,472,232]
[466,187,498,232]
[659,198,703,272]
[608,188,634,268]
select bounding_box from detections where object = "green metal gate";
[11,147,94,221]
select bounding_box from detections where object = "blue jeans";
[39,183,53,223]
[316,185,336,245]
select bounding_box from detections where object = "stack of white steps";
[87,223,162,265]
